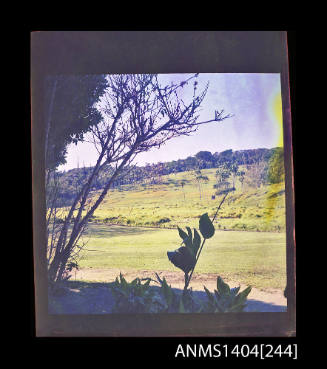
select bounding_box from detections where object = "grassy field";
[78,224,287,290]
[55,168,287,291]
[69,168,286,233]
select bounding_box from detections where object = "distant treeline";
[51,147,284,207]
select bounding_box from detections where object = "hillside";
[48,151,287,296]
[76,167,285,233]
[52,147,286,233]
[54,147,284,207]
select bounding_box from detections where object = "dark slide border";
[31,31,296,337]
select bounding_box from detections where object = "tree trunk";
[49,148,136,282]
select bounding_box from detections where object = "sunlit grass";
[54,168,287,290]
[82,168,286,232]
[78,224,287,290]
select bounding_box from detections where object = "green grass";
[53,168,287,290]
[78,224,287,290]
[72,168,286,232]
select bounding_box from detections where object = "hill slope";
[86,167,285,232]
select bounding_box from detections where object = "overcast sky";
[58,73,283,171]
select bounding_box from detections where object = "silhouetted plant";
[167,194,228,294]
[201,276,252,312]
[165,194,252,311]
[110,195,252,313]
[111,273,166,313]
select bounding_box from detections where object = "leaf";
[234,286,252,305]
[230,286,241,296]
[214,289,221,302]
[178,298,186,313]
[167,247,196,274]
[177,227,188,241]
[160,277,173,306]
[229,302,246,312]
[119,273,128,291]
[186,227,193,242]
[199,213,215,239]
[213,291,225,312]
[192,229,201,256]
[177,227,193,249]
[203,285,215,304]
[217,276,230,295]
[155,272,163,285]
[143,279,151,288]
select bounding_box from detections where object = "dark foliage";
[45,75,108,170]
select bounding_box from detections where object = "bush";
[201,276,252,312]
[157,217,171,224]
[110,273,204,313]
[110,273,166,313]
[154,273,189,312]
[110,273,252,313]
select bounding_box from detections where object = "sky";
[58,73,283,171]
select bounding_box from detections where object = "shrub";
[201,276,252,312]
[110,273,166,313]
[155,273,186,312]
[157,217,171,224]
[110,273,252,313]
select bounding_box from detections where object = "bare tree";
[244,161,268,189]
[193,169,209,201]
[47,73,231,282]
[238,170,246,189]
[180,179,187,202]
[214,164,231,194]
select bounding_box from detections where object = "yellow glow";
[273,91,284,148]
[264,90,284,225]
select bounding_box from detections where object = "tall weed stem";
[184,192,229,290]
